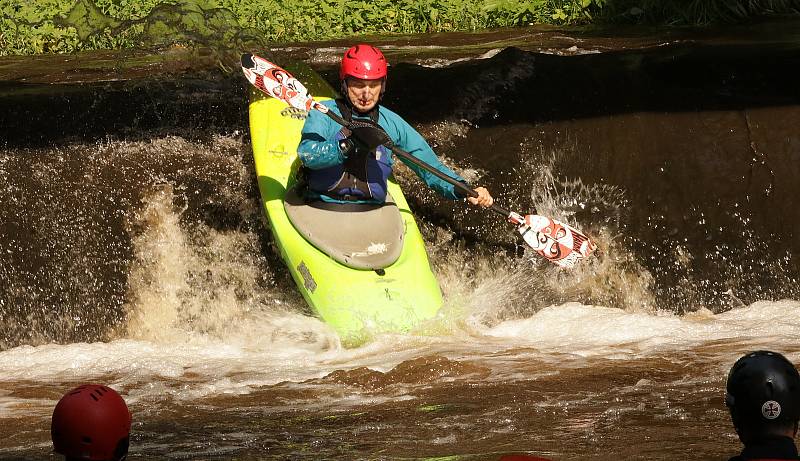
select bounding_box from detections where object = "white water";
[1,193,797,459]
[1,136,798,432]
[1,299,798,414]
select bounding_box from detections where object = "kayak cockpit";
[283,185,405,270]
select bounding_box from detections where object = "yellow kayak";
[247,64,443,347]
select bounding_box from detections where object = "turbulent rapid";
[1,21,799,460]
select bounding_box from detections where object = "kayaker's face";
[346,77,382,112]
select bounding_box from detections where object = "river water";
[1,20,800,460]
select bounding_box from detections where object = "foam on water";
[1,135,797,426]
[1,172,797,393]
[2,299,797,393]
[486,300,800,357]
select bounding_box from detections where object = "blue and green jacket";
[297,99,468,203]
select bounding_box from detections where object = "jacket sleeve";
[297,105,347,170]
[392,117,469,200]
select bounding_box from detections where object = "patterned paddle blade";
[517,214,596,268]
[241,53,320,113]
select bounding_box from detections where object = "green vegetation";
[1,0,798,56]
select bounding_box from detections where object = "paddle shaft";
[322,109,513,219]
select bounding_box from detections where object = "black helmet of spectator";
[51,384,131,461]
[726,350,800,440]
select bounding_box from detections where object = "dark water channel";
[1,21,799,460]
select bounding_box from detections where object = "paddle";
[241,52,596,268]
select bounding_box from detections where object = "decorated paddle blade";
[514,214,596,268]
[241,52,321,113]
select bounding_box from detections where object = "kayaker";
[725,350,800,461]
[51,384,132,461]
[298,43,494,207]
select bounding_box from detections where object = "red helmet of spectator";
[51,384,131,461]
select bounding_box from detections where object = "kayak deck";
[283,186,404,270]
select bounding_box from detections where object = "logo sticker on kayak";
[280,107,308,119]
[297,262,317,292]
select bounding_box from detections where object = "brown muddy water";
[1,21,800,460]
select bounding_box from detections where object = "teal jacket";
[297,100,467,202]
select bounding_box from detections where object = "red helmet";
[51,384,132,461]
[339,44,387,81]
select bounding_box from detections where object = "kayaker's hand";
[468,187,494,208]
[349,119,392,150]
